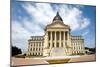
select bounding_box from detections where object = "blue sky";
[12,1,96,52]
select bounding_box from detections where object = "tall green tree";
[12,46,22,56]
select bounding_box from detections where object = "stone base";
[49,48,67,56]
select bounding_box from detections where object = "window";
[30,48,32,51]
[33,48,35,51]
[39,48,40,51]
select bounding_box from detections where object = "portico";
[43,12,72,56]
[47,30,69,48]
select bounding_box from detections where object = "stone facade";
[27,12,85,56]
[27,36,44,56]
[71,36,85,54]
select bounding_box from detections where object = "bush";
[15,54,25,58]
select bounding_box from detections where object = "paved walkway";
[33,55,80,60]
[69,54,96,62]
[11,54,96,66]
[11,57,48,66]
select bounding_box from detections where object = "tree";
[85,47,96,54]
[12,46,22,56]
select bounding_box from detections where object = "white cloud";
[12,3,91,52]
[12,21,32,52]
[12,19,45,52]
[61,7,82,30]
[22,3,56,25]
[82,30,89,36]
[80,18,90,29]
[22,3,90,31]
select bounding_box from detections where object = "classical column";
[30,42,31,51]
[29,42,31,52]
[67,31,71,54]
[38,42,39,51]
[63,31,65,48]
[28,42,30,55]
[42,41,43,51]
[55,31,56,47]
[34,42,36,53]
[37,42,40,51]
[67,31,69,40]
[41,42,42,51]
[36,42,38,51]
[37,42,38,51]
[40,42,41,55]
[59,31,61,47]
[50,31,52,48]
[47,31,49,48]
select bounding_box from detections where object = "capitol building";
[27,12,85,57]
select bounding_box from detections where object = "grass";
[46,59,70,64]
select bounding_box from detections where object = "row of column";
[47,31,70,48]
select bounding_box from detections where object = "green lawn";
[46,59,70,64]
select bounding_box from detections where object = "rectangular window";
[30,48,32,51]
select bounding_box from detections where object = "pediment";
[47,22,69,28]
